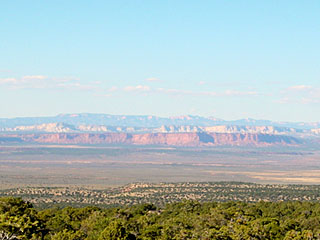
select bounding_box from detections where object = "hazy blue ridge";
[0,113,319,129]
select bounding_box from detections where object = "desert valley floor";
[1,144,320,189]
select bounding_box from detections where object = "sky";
[0,1,319,122]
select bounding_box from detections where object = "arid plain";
[1,143,320,189]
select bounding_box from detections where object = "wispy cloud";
[1,74,262,100]
[56,82,100,91]
[124,85,151,92]
[0,78,18,84]
[223,90,258,96]
[146,77,160,82]
[105,85,259,98]
[22,75,47,80]
[0,69,13,73]
[156,87,194,95]
[278,84,320,104]
[51,76,80,82]
[287,85,313,91]
[1,75,49,89]
[0,75,98,91]
[301,98,320,104]
[156,88,258,97]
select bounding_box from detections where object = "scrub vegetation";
[2,197,320,239]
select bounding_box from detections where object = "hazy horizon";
[0,112,320,124]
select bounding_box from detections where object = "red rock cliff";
[1,132,301,146]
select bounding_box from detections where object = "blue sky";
[0,1,319,122]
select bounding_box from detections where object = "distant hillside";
[0,113,319,129]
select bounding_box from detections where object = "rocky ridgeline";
[0,132,302,146]
[1,116,319,146]
[1,122,317,135]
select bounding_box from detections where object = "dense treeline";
[1,197,320,239]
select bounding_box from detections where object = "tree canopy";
[1,197,320,239]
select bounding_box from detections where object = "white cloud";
[156,88,194,95]
[1,75,48,88]
[124,85,151,92]
[0,78,18,84]
[22,75,47,80]
[287,85,312,91]
[301,98,320,104]
[278,85,320,104]
[146,77,160,82]
[0,75,93,90]
[51,76,80,82]
[119,85,259,97]
[223,90,258,96]
[155,88,257,97]
[56,82,99,91]
[286,85,319,95]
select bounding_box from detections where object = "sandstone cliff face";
[21,133,130,144]
[11,123,77,133]
[2,132,301,146]
[2,123,317,137]
[131,133,200,145]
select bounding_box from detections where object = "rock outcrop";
[2,132,302,146]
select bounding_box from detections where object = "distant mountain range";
[1,122,319,137]
[0,114,319,146]
[0,113,319,129]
